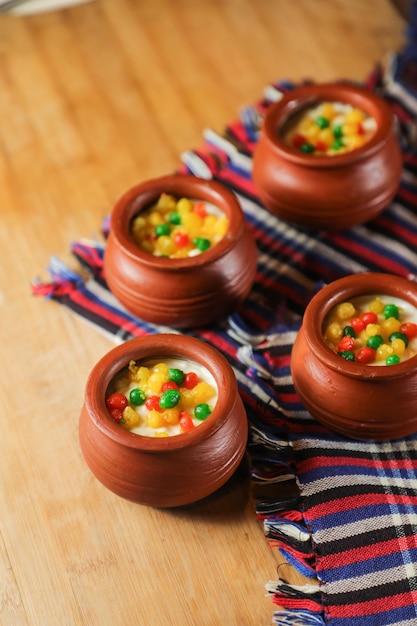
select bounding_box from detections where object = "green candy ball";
[194,403,212,421]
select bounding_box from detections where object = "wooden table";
[0,1,405,624]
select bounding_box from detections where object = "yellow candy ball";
[336,302,356,320]
[344,108,366,124]
[376,344,393,361]
[121,406,140,429]
[147,211,164,226]
[319,103,336,120]
[181,212,203,236]
[368,298,384,315]
[155,235,177,257]
[192,382,216,404]
[148,371,167,394]
[162,408,180,425]
[179,389,196,409]
[176,197,193,215]
[156,193,177,212]
[147,410,164,429]
[381,317,401,340]
[391,338,406,356]
[364,323,381,338]
[324,322,343,342]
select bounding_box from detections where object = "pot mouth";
[108,174,245,269]
[302,272,417,380]
[83,334,238,451]
[262,83,395,168]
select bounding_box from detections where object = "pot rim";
[83,333,238,451]
[262,83,395,168]
[109,174,245,269]
[302,272,417,380]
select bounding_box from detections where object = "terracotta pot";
[104,174,257,328]
[291,273,417,440]
[252,84,403,231]
[79,334,248,507]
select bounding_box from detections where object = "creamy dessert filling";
[131,193,229,258]
[323,295,417,365]
[105,357,218,436]
[283,101,377,156]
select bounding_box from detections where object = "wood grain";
[0,1,405,624]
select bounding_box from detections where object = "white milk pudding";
[323,295,417,365]
[105,357,218,437]
[130,193,229,258]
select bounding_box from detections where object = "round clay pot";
[291,273,417,440]
[104,174,257,328]
[252,83,403,231]
[79,334,248,507]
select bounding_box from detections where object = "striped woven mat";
[33,55,417,625]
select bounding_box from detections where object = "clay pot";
[79,334,248,507]
[252,83,403,231]
[104,174,257,328]
[291,273,417,440]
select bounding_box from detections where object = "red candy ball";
[184,372,199,389]
[361,311,378,326]
[109,408,124,423]
[193,202,207,218]
[161,381,179,392]
[292,133,307,149]
[314,140,328,152]
[356,346,376,364]
[179,411,195,433]
[106,392,128,411]
[173,232,190,248]
[400,322,417,340]
[336,336,355,352]
[145,395,162,412]
[351,317,366,333]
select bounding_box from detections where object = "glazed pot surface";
[79,334,249,506]
[291,273,417,440]
[253,84,403,231]
[104,174,257,328]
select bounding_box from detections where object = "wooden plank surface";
[0,1,405,624]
